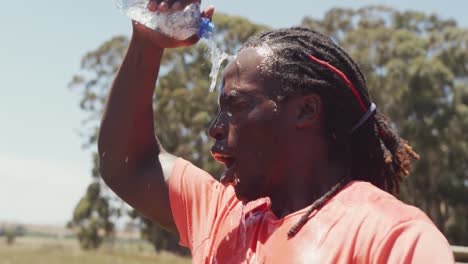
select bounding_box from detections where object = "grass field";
[0,236,191,264]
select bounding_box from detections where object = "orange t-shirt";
[169,158,454,263]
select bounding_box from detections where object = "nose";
[209,112,228,141]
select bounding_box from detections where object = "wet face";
[209,47,292,203]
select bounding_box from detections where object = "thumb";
[201,5,215,20]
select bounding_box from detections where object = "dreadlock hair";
[239,27,420,237]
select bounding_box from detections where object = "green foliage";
[139,214,189,255]
[69,8,468,251]
[303,6,468,245]
[5,229,17,245]
[2,225,25,245]
[77,219,103,250]
[70,182,115,250]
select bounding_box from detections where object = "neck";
[268,146,347,219]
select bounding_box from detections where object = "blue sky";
[0,0,467,225]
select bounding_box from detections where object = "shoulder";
[334,181,452,263]
[169,158,219,190]
[336,181,431,225]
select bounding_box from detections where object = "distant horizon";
[1,0,466,226]
[0,220,136,233]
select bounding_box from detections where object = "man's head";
[209,27,419,203]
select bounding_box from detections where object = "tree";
[5,229,17,245]
[303,6,468,245]
[1,225,25,245]
[68,181,115,250]
[70,7,468,251]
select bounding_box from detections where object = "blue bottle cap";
[198,17,214,39]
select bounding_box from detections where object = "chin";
[232,170,265,203]
[233,189,248,204]
[234,186,262,204]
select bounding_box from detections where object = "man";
[99,0,454,263]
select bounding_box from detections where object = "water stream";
[204,38,235,92]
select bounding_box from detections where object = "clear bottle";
[115,1,214,40]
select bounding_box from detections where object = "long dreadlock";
[239,27,420,237]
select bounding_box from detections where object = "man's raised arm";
[97,2,214,233]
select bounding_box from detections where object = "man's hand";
[147,0,200,12]
[132,0,215,49]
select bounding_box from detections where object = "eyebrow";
[217,74,264,107]
[219,89,260,103]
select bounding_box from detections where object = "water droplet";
[240,204,247,249]
[226,235,230,241]
[125,157,129,163]
[271,101,278,111]
[234,176,240,185]
[102,152,106,158]
[332,133,337,140]
[235,59,242,69]
[227,112,233,117]
[256,43,274,60]
[248,253,257,264]
[223,188,235,234]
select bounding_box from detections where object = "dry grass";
[0,236,191,264]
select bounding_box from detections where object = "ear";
[296,94,322,129]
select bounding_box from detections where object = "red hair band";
[307,54,384,137]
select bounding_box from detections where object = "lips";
[211,146,238,185]
[210,145,236,166]
[212,152,236,167]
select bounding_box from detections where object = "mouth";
[210,148,239,186]
[211,152,236,168]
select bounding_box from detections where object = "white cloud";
[0,155,92,225]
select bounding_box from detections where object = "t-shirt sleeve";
[374,220,454,263]
[168,158,228,252]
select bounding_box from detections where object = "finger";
[169,0,189,10]
[177,0,200,5]
[147,0,158,12]
[163,0,179,10]
[201,5,215,20]
[169,0,200,11]
[158,1,169,12]
[171,1,183,11]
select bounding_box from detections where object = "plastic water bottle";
[115,1,214,40]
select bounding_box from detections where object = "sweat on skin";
[98,1,454,262]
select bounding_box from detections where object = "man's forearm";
[98,32,164,181]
